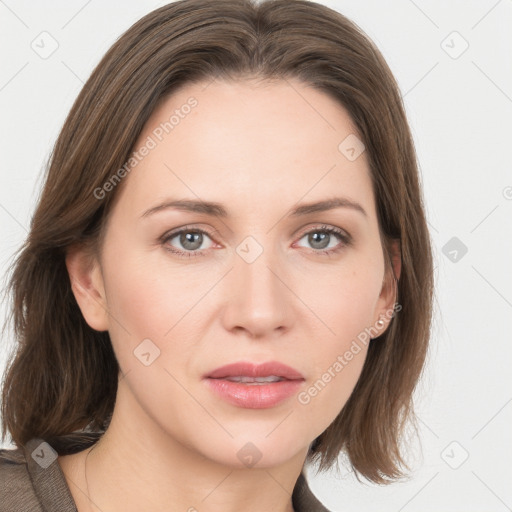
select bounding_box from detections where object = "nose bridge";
[236,232,282,302]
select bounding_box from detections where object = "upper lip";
[205,361,304,380]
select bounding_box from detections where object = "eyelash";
[160,224,352,259]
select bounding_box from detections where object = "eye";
[160,224,352,259]
[161,226,216,258]
[294,225,352,255]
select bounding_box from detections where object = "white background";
[1,1,511,510]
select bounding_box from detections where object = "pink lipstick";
[204,361,305,409]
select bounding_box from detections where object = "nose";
[220,239,292,339]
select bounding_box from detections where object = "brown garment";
[0,436,330,511]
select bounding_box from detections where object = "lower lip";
[205,378,304,409]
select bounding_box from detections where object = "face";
[70,77,398,469]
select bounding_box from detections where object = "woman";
[0,0,433,510]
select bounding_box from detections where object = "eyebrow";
[141,197,367,219]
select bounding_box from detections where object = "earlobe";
[65,244,109,332]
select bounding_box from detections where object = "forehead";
[112,77,375,220]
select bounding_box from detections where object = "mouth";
[203,361,305,409]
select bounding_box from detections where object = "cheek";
[103,261,165,333]
[98,240,175,371]
[296,252,384,340]
[296,299,372,432]
[99,239,220,386]
[292,255,381,422]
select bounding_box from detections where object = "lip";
[203,361,305,409]
[204,361,304,380]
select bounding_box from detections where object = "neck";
[82,381,306,512]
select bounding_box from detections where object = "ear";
[65,244,109,332]
[371,239,401,338]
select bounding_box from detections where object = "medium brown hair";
[1,0,433,484]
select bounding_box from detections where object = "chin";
[191,431,310,470]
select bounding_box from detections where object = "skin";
[60,77,400,512]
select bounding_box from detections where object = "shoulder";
[0,442,42,512]
[0,436,92,512]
